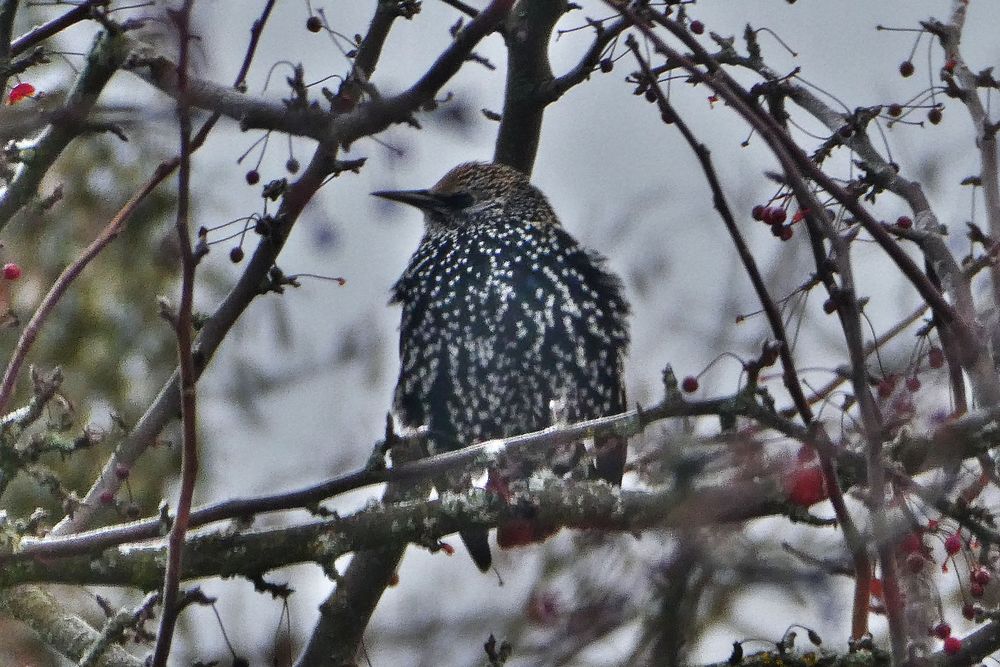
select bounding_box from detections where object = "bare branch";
[494,0,566,173]
[0,585,144,667]
[0,29,129,231]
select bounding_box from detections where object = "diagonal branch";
[0,28,129,231]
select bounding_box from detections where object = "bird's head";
[372,162,551,231]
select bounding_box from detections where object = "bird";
[374,162,630,572]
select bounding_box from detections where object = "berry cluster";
[893,523,996,657]
[752,204,795,241]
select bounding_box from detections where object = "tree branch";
[0,28,129,231]
[0,585,144,666]
[493,0,566,174]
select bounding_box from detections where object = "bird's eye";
[437,191,475,210]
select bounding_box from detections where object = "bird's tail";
[460,528,492,572]
[435,470,493,572]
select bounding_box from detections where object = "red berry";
[306,15,322,32]
[3,262,21,280]
[771,208,787,224]
[439,542,455,556]
[689,20,704,34]
[245,170,260,185]
[778,226,793,241]
[286,158,300,174]
[928,346,945,369]
[822,298,837,314]
[972,567,991,586]
[944,533,962,555]
[681,376,699,393]
[752,204,766,221]
[599,58,613,73]
[785,465,827,507]
[943,59,956,74]
[943,636,961,656]
[887,103,903,117]
[229,247,245,263]
[388,572,399,587]
[962,603,976,620]
[99,490,115,505]
[896,215,912,229]
[877,375,898,399]
[971,581,985,598]
[906,376,921,392]
[114,464,130,480]
[906,552,925,573]
[933,622,951,639]
[928,108,943,125]
[7,82,35,105]
[899,60,915,77]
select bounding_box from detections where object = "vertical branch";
[295,429,431,667]
[925,4,1000,311]
[493,0,566,174]
[0,0,20,93]
[150,2,198,664]
[46,0,276,538]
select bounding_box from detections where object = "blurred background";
[2,1,999,664]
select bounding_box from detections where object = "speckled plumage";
[380,162,630,570]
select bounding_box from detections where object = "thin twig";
[544,17,629,101]
[924,5,1000,313]
[9,0,106,57]
[0,167,166,414]
[46,0,279,539]
[150,1,197,663]
[625,34,873,642]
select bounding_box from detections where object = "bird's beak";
[371,188,439,210]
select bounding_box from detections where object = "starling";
[375,162,630,571]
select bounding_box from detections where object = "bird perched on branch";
[375,162,630,572]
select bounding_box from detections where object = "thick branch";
[126,0,512,146]
[0,585,144,666]
[26,391,785,560]
[1,478,801,588]
[493,0,566,174]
